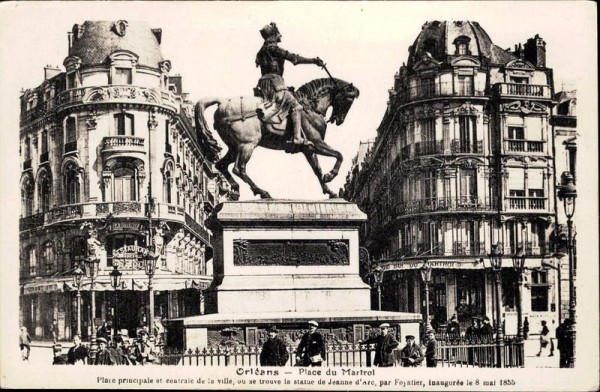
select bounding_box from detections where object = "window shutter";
[507,168,525,190]
[528,169,544,189]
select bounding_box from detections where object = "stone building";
[343,20,559,334]
[19,21,234,341]
[550,90,577,321]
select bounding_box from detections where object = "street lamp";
[487,243,504,368]
[371,265,384,311]
[71,265,85,337]
[420,263,433,331]
[83,252,100,361]
[144,253,159,336]
[558,171,576,368]
[511,247,526,341]
[109,265,122,338]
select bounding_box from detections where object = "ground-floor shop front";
[377,258,559,336]
[20,274,210,341]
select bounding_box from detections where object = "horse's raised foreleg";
[310,140,343,183]
[232,143,271,199]
[215,147,240,200]
[303,151,337,198]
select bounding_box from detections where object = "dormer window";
[453,36,471,55]
[108,51,138,86]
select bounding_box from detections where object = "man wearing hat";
[255,22,325,147]
[95,337,116,365]
[400,335,423,367]
[480,316,494,340]
[360,323,399,367]
[133,330,159,365]
[296,321,326,366]
[447,314,461,339]
[424,329,438,368]
[260,326,289,366]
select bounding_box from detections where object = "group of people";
[259,320,327,367]
[62,329,160,366]
[259,320,439,368]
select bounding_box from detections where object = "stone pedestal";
[167,200,421,350]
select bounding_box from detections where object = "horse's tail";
[195,98,223,162]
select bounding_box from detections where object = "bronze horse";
[195,78,359,199]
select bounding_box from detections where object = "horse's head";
[329,81,360,126]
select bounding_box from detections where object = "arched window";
[64,163,81,204]
[164,170,173,204]
[38,171,51,213]
[21,177,34,217]
[113,165,138,201]
[453,36,471,55]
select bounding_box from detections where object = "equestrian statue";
[195,22,359,199]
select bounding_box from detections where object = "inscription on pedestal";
[233,239,349,266]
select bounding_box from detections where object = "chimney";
[44,65,61,80]
[68,31,73,50]
[169,74,183,94]
[524,34,546,68]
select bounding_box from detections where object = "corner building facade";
[344,21,559,334]
[19,21,234,341]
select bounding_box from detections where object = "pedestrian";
[549,320,556,357]
[108,338,122,365]
[19,326,32,361]
[447,314,461,339]
[95,337,116,365]
[465,318,479,365]
[133,330,159,365]
[424,329,437,368]
[556,318,567,367]
[523,317,530,340]
[260,326,289,366]
[480,316,494,341]
[67,335,88,365]
[360,323,399,367]
[400,335,423,367]
[536,320,550,356]
[50,319,59,344]
[295,320,326,367]
[97,321,110,342]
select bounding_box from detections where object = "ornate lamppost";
[558,171,576,368]
[487,243,504,368]
[83,247,101,360]
[420,262,433,332]
[371,265,384,311]
[71,265,85,337]
[109,265,122,338]
[511,247,526,341]
[144,253,159,336]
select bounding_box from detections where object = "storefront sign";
[23,282,62,295]
[382,259,482,270]
[113,245,150,270]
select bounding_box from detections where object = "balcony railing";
[19,213,45,231]
[494,83,551,99]
[45,204,83,225]
[55,85,179,113]
[101,136,145,156]
[399,196,497,216]
[451,139,483,154]
[415,140,444,157]
[23,159,32,171]
[64,141,77,154]
[506,197,546,210]
[397,81,486,104]
[453,241,487,256]
[506,140,545,153]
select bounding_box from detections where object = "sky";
[0,1,595,202]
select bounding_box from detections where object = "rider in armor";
[255,22,324,146]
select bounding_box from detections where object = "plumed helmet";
[260,22,280,40]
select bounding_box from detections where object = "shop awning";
[62,277,211,292]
